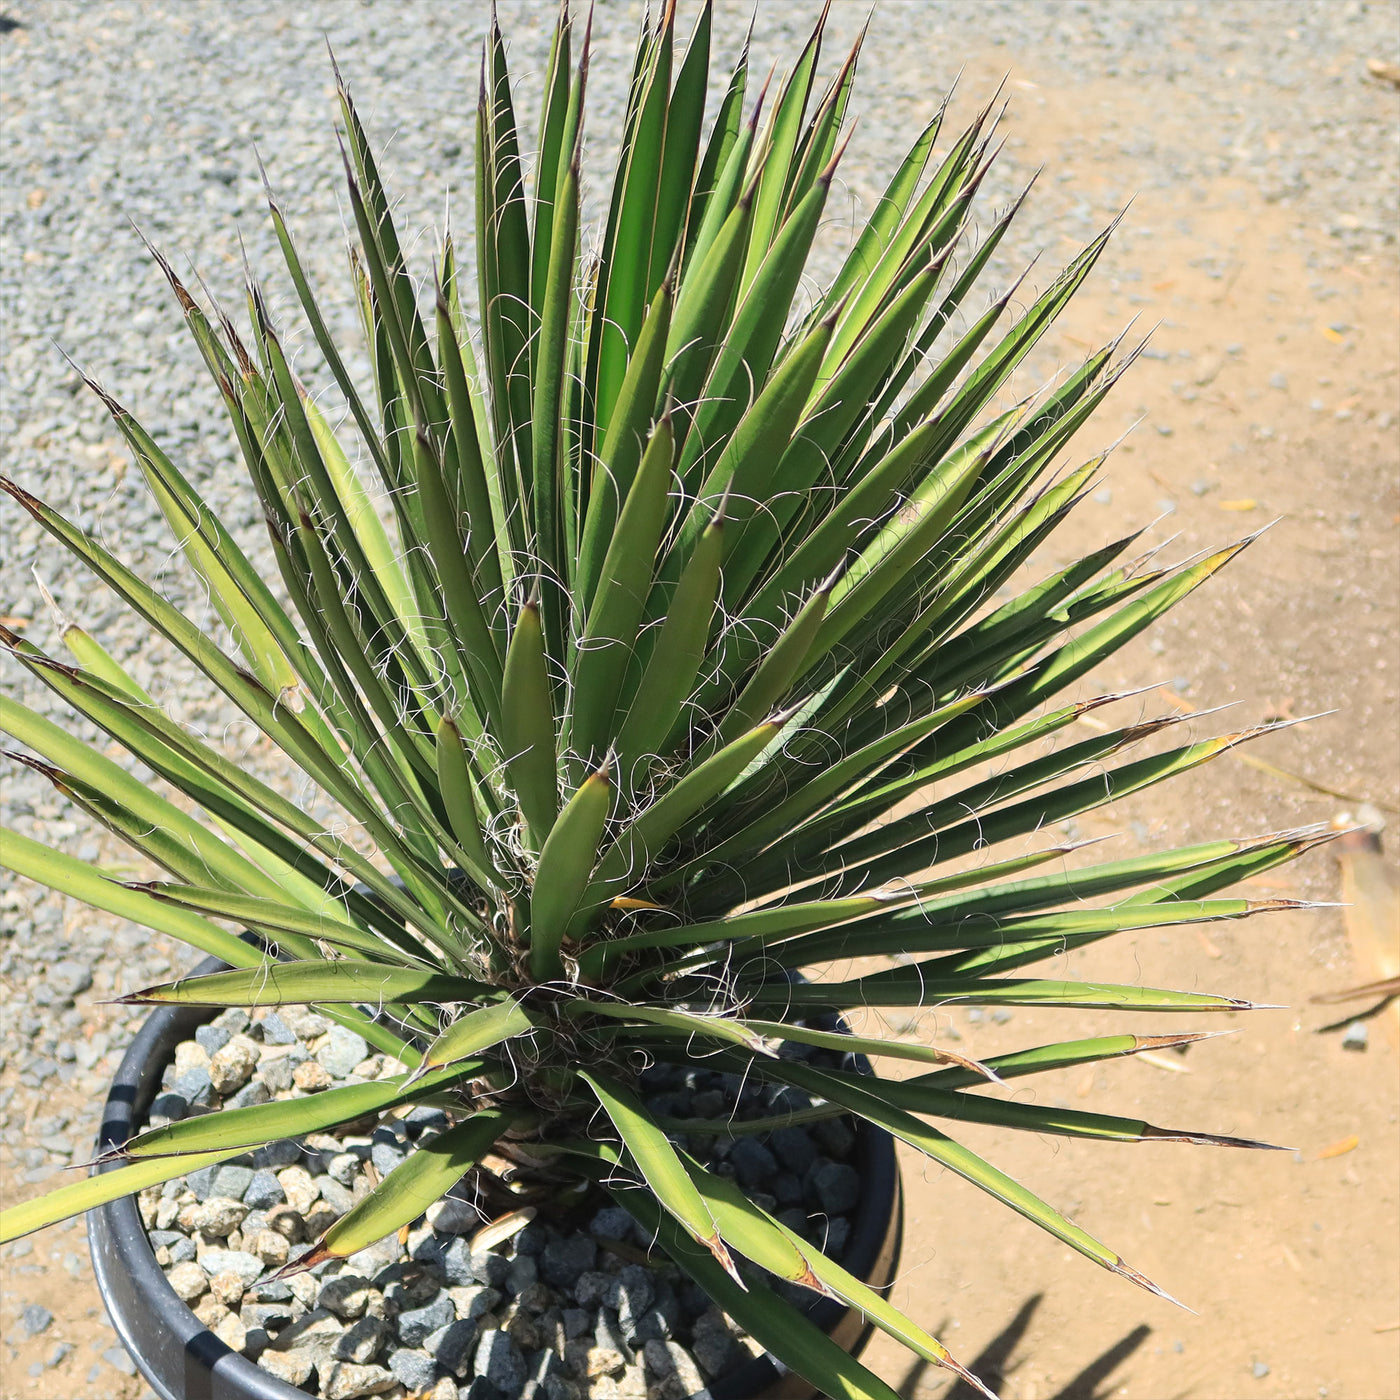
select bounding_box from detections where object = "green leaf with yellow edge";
[500,598,559,851]
[287,1111,511,1273]
[118,960,497,1008]
[600,1170,909,1400]
[422,999,536,1072]
[578,1069,740,1286]
[530,761,612,979]
[570,414,676,764]
[682,1157,999,1398]
[112,1061,488,1161]
[0,1149,247,1246]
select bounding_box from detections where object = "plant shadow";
[898,1294,1152,1400]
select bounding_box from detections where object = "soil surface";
[1,4,1397,1399]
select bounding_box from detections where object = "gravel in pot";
[94,977,900,1400]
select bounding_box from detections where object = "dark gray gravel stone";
[426,1317,479,1376]
[769,1126,817,1173]
[148,1091,188,1122]
[332,1315,389,1364]
[259,1012,298,1046]
[195,1024,232,1055]
[244,1169,286,1210]
[211,1163,254,1201]
[771,1171,804,1206]
[728,1136,779,1187]
[253,1139,302,1170]
[370,1141,406,1176]
[812,1115,857,1159]
[397,1291,455,1347]
[21,1304,53,1337]
[811,1160,861,1215]
[506,1253,537,1295]
[610,1264,655,1332]
[319,1274,373,1320]
[173,1066,214,1108]
[512,1220,549,1257]
[822,1216,851,1257]
[47,961,92,998]
[244,1297,296,1329]
[539,1236,595,1290]
[572,1271,611,1309]
[474,1330,527,1396]
[420,1233,475,1286]
[462,1381,504,1400]
[317,1025,368,1079]
[471,1249,510,1287]
[588,1206,633,1241]
[405,1105,449,1135]
[226,1078,271,1110]
[184,1164,219,1202]
[259,1054,302,1094]
[388,1347,437,1391]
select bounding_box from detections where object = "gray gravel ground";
[1,0,1396,1392]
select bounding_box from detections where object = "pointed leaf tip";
[1113,1258,1196,1313]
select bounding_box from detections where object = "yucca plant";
[0,4,1326,1395]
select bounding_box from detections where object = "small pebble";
[320,1274,374,1321]
[397,1291,455,1347]
[388,1347,438,1391]
[258,1349,315,1386]
[334,1314,389,1364]
[209,1039,259,1094]
[195,1024,232,1056]
[293,1059,333,1093]
[476,1329,528,1394]
[259,1012,298,1046]
[1341,1022,1369,1052]
[425,1195,477,1234]
[243,1169,286,1210]
[166,1260,209,1302]
[19,1303,53,1337]
[102,1346,138,1376]
[321,1361,397,1399]
[318,1025,370,1079]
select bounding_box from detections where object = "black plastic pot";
[90,956,902,1400]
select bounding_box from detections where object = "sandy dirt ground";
[1,7,1397,1400]
[854,40,1400,1400]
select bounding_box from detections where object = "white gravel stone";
[208,1038,259,1094]
[213,1309,248,1352]
[250,1229,290,1268]
[208,1270,246,1307]
[196,1249,263,1286]
[257,1349,315,1386]
[277,1165,321,1214]
[190,1196,248,1239]
[165,1260,208,1302]
[173,1043,211,1078]
[320,1361,397,1399]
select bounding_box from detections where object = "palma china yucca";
[0,3,1325,1394]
